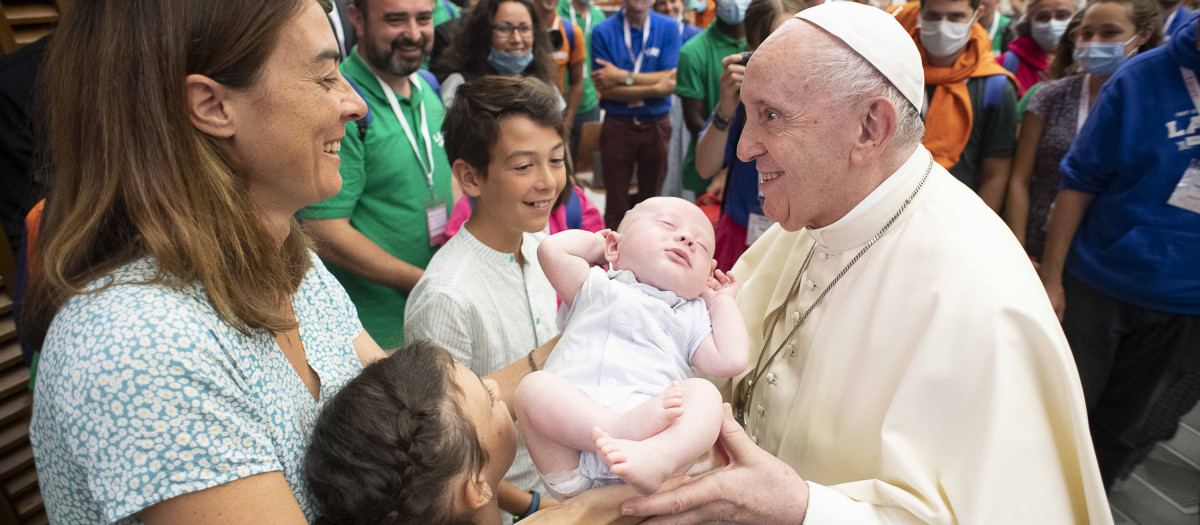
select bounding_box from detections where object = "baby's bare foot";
[592,427,677,495]
[610,381,685,441]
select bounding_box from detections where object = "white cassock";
[727,145,1112,524]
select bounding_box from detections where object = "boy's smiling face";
[469,115,567,237]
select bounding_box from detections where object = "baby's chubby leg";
[515,371,685,476]
[592,378,723,495]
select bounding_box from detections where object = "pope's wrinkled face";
[737,20,860,231]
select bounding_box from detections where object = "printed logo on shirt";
[646,47,661,57]
[1167,109,1200,150]
[554,51,569,61]
[434,131,445,148]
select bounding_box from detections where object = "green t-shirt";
[434,0,459,25]
[990,14,1013,54]
[301,49,455,349]
[558,0,606,114]
[927,76,1018,189]
[675,24,744,195]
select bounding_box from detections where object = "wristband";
[524,490,540,517]
[711,109,732,131]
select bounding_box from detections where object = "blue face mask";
[716,0,750,24]
[488,49,535,75]
[1073,37,1136,76]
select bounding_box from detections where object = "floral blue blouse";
[30,252,364,524]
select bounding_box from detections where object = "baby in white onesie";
[514,197,749,499]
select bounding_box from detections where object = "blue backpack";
[345,69,442,141]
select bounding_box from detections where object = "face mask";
[689,0,707,13]
[1031,19,1070,49]
[919,17,975,57]
[716,0,751,24]
[488,49,534,75]
[1073,37,1136,76]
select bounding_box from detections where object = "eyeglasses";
[493,23,534,37]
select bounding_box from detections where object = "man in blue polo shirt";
[591,0,682,228]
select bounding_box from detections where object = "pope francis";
[620,2,1112,524]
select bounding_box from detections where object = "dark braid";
[305,342,488,525]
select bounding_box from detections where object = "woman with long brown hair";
[25,0,380,522]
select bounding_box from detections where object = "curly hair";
[441,0,558,87]
[305,342,488,525]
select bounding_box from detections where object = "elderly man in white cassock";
[618,2,1113,524]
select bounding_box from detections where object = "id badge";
[746,213,774,246]
[425,195,448,246]
[1167,159,1200,215]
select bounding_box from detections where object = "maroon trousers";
[599,115,671,230]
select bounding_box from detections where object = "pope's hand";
[620,404,809,524]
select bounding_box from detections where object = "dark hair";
[919,0,983,14]
[444,75,571,188]
[1049,0,1161,78]
[442,0,557,86]
[306,342,487,525]
[744,0,807,49]
[24,0,330,350]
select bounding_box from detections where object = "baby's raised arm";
[538,229,608,308]
[691,270,750,378]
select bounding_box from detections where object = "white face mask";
[920,14,976,58]
[1031,18,1070,49]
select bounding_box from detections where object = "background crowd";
[0,0,1198,521]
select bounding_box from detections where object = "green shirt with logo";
[675,23,744,195]
[301,48,455,350]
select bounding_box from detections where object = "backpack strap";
[1001,51,1020,75]
[417,69,442,100]
[982,74,1009,112]
[344,76,373,140]
[565,188,583,230]
[563,19,577,52]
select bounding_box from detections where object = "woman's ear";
[454,159,485,198]
[185,74,236,138]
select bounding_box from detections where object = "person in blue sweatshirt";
[1039,11,1200,490]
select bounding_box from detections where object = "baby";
[305,341,518,525]
[514,196,750,499]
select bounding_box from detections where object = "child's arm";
[691,270,750,378]
[538,229,609,308]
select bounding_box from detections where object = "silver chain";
[737,156,934,427]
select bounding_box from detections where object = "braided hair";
[305,341,489,525]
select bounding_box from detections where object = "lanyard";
[374,73,435,191]
[987,13,1000,41]
[1076,73,1091,134]
[623,9,652,74]
[568,3,592,36]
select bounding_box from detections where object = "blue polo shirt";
[591,9,681,118]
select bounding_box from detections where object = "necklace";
[736,155,934,427]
